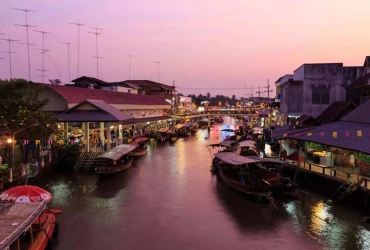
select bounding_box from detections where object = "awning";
[122,116,173,126]
[278,121,370,154]
[96,144,138,160]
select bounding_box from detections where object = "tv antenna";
[14,8,36,81]
[35,68,49,82]
[156,61,161,82]
[127,55,132,80]
[33,30,51,83]
[89,26,103,79]
[69,23,86,78]
[0,38,19,79]
[60,42,74,83]
[256,86,263,104]
[39,49,61,80]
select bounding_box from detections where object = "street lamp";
[11,123,39,171]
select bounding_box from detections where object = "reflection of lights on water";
[356,226,370,250]
[309,201,348,249]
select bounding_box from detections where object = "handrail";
[73,146,87,172]
[84,145,98,172]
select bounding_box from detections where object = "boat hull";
[94,158,133,175]
[218,168,272,200]
[128,148,147,156]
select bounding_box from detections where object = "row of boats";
[208,139,300,201]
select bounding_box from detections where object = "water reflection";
[30,116,370,250]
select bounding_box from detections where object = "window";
[312,89,330,104]
[361,91,370,104]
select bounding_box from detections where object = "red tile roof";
[39,83,171,106]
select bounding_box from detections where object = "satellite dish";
[49,79,57,84]
[88,84,94,89]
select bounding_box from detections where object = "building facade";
[278,63,362,118]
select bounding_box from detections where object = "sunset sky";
[1,0,369,97]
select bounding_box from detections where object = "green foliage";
[0,79,59,140]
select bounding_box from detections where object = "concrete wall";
[302,64,344,117]
[293,65,305,81]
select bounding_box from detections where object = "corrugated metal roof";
[71,76,109,85]
[316,101,356,124]
[38,83,170,106]
[341,100,370,124]
[57,100,135,122]
[275,121,370,154]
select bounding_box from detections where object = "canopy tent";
[96,144,138,160]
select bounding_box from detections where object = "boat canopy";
[96,144,138,160]
[174,124,185,130]
[214,152,259,165]
[0,200,47,248]
[237,140,256,148]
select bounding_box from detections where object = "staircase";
[74,146,107,172]
[328,177,364,203]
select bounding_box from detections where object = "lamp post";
[11,123,39,174]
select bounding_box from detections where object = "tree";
[206,92,211,100]
[0,79,59,140]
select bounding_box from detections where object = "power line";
[0,38,19,79]
[39,49,61,80]
[69,22,86,78]
[176,86,256,90]
[60,42,73,83]
[14,8,36,81]
[33,30,52,83]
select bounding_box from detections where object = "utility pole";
[14,8,35,82]
[127,55,132,80]
[156,61,161,82]
[60,42,73,83]
[89,26,103,79]
[70,23,86,78]
[256,86,263,105]
[0,38,19,79]
[33,30,52,83]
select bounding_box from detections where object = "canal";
[34,116,370,250]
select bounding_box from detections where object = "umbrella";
[0,185,52,203]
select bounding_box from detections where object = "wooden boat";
[212,152,272,201]
[128,144,147,156]
[247,156,300,199]
[235,140,260,157]
[0,200,57,250]
[94,144,137,175]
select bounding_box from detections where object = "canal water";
[35,117,370,250]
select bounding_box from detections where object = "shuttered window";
[312,89,330,104]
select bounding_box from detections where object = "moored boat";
[212,152,272,201]
[0,200,57,250]
[94,144,137,175]
[211,152,300,200]
[128,143,147,156]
